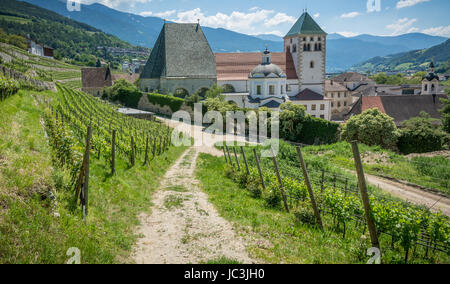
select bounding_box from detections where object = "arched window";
[310,61,315,69]
[424,84,428,91]
[308,44,311,51]
[318,43,322,51]
[431,84,435,91]
[303,44,307,51]
[292,44,297,53]
[257,85,262,95]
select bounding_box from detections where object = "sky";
[77,0,450,37]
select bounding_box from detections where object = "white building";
[217,11,331,120]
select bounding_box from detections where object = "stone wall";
[140,77,216,96]
[0,65,56,92]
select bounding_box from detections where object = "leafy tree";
[341,108,400,150]
[7,34,27,50]
[96,59,101,67]
[205,84,225,100]
[398,112,447,154]
[279,102,306,141]
[102,79,142,108]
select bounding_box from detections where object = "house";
[27,38,54,59]
[324,80,352,120]
[81,67,113,96]
[140,22,217,95]
[344,94,448,126]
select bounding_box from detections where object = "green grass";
[302,142,450,195]
[195,153,450,264]
[0,91,187,263]
[203,257,242,264]
[164,195,185,210]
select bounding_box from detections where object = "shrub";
[102,79,142,108]
[341,108,400,150]
[146,93,185,113]
[294,206,317,226]
[397,112,446,154]
[264,180,282,208]
[0,75,20,101]
[440,97,450,134]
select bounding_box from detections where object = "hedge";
[294,116,339,145]
[147,93,185,113]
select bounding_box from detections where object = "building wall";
[217,80,248,93]
[249,78,286,97]
[325,90,352,115]
[291,100,331,121]
[140,77,217,95]
[298,35,326,95]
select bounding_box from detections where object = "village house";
[27,38,54,59]
[81,67,113,96]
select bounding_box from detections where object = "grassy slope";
[196,153,449,264]
[0,91,186,263]
[302,142,449,195]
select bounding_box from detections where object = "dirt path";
[132,147,253,264]
[363,173,450,216]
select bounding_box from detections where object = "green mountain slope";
[352,39,450,73]
[0,0,148,66]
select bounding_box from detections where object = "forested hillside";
[0,0,149,67]
[353,39,450,73]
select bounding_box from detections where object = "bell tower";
[284,11,327,95]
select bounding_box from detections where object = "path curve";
[132,147,254,264]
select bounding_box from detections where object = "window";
[338,93,341,98]
[281,85,284,94]
[287,84,291,92]
[344,93,347,98]
[331,102,334,107]
[338,102,341,107]
[310,37,314,41]
[290,38,293,44]
[344,102,347,106]
[292,44,297,53]
[269,85,275,95]
[312,104,317,110]
[320,115,325,119]
[310,61,314,68]
[431,84,435,91]
[320,104,325,110]
[304,105,308,110]
[424,84,428,91]
[257,85,261,95]
[331,93,334,98]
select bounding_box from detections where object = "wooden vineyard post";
[351,141,380,252]
[240,146,250,175]
[233,147,241,171]
[253,149,266,190]
[82,125,92,220]
[225,145,233,167]
[344,178,348,197]
[144,137,149,166]
[130,136,135,166]
[111,130,116,176]
[333,174,337,188]
[152,137,156,159]
[296,147,323,230]
[223,147,228,163]
[321,169,325,192]
[271,148,290,213]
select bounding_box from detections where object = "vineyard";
[36,84,175,219]
[219,141,450,264]
[0,75,19,101]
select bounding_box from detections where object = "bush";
[294,206,317,226]
[264,181,282,208]
[102,79,142,108]
[0,75,20,101]
[146,93,185,113]
[441,97,450,134]
[341,108,400,150]
[397,112,446,154]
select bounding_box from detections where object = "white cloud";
[422,25,450,37]
[396,0,431,9]
[313,13,320,19]
[340,12,361,18]
[140,10,176,18]
[386,18,418,35]
[168,8,297,35]
[337,31,360,37]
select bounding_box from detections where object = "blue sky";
[80,0,450,37]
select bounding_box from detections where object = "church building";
[216,11,331,120]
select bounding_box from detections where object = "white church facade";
[216,11,331,120]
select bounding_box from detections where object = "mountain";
[0,0,145,66]
[254,34,284,42]
[22,0,283,53]
[352,39,450,73]
[20,0,449,72]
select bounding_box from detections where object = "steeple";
[262,45,271,65]
[285,11,326,38]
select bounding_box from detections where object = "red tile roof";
[215,52,297,81]
[361,96,386,113]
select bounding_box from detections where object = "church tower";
[284,11,327,95]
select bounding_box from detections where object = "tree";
[102,79,142,108]
[205,84,224,100]
[279,102,306,141]
[96,59,101,67]
[341,108,400,150]
[398,112,447,154]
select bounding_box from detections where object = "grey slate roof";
[290,88,325,101]
[261,100,283,108]
[141,23,217,79]
[285,12,326,37]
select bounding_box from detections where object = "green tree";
[102,79,142,108]
[279,102,306,141]
[96,59,101,67]
[205,84,224,100]
[341,108,400,150]
[398,112,447,154]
